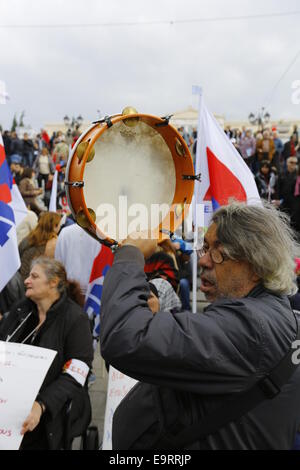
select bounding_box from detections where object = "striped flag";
[0,134,21,291]
[84,245,114,348]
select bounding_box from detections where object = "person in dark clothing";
[255,160,279,201]
[278,157,298,229]
[0,272,25,319]
[282,135,298,164]
[2,130,12,157]
[100,203,300,450]
[9,131,24,164]
[0,256,93,450]
[144,251,179,292]
[10,162,24,186]
[22,132,35,167]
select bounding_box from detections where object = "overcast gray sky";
[0,0,300,130]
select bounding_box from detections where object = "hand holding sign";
[21,401,43,435]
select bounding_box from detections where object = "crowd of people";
[0,120,300,450]
[180,124,300,238]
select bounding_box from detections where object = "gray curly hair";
[211,202,300,295]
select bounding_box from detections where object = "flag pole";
[192,86,204,314]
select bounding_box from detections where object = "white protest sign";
[102,366,137,450]
[0,341,57,450]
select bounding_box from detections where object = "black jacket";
[100,246,300,450]
[0,292,94,449]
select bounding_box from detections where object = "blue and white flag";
[0,134,21,292]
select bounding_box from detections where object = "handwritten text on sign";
[0,341,57,450]
[102,366,137,450]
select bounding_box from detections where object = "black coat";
[100,246,300,450]
[10,137,23,156]
[0,292,94,449]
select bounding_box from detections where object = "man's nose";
[198,251,214,269]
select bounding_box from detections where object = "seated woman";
[0,256,94,450]
[19,211,62,281]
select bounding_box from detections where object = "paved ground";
[80,285,209,449]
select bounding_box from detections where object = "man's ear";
[250,270,261,283]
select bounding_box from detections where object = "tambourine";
[65,108,195,247]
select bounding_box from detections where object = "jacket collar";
[15,291,68,320]
[245,283,266,298]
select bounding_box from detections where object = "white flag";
[10,184,28,226]
[49,170,58,212]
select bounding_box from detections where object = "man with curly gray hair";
[101,202,300,450]
[199,202,299,302]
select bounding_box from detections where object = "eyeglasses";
[198,245,231,264]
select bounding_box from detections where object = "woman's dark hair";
[20,167,34,179]
[259,160,271,170]
[30,256,85,306]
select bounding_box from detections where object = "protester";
[100,203,300,450]
[16,209,38,245]
[144,250,179,292]
[2,130,11,156]
[9,131,23,164]
[19,212,62,280]
[278,156,298,228]
[282,135,298,164]
[18,167,43,215]
[0,272,25,318]
[52,134,69,163]
[256,130,275,164]
[10,161,24,185]
[0,256,93,449]
[292,125,299,145]
[40,128,50,149]
[172,237,193,311]
[33,146,54,189]
[22,132,35,167]
[238,129,256,170]
[255,160,279,202]
[272,131,283,170]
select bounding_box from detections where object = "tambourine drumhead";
[65,113,194,245]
